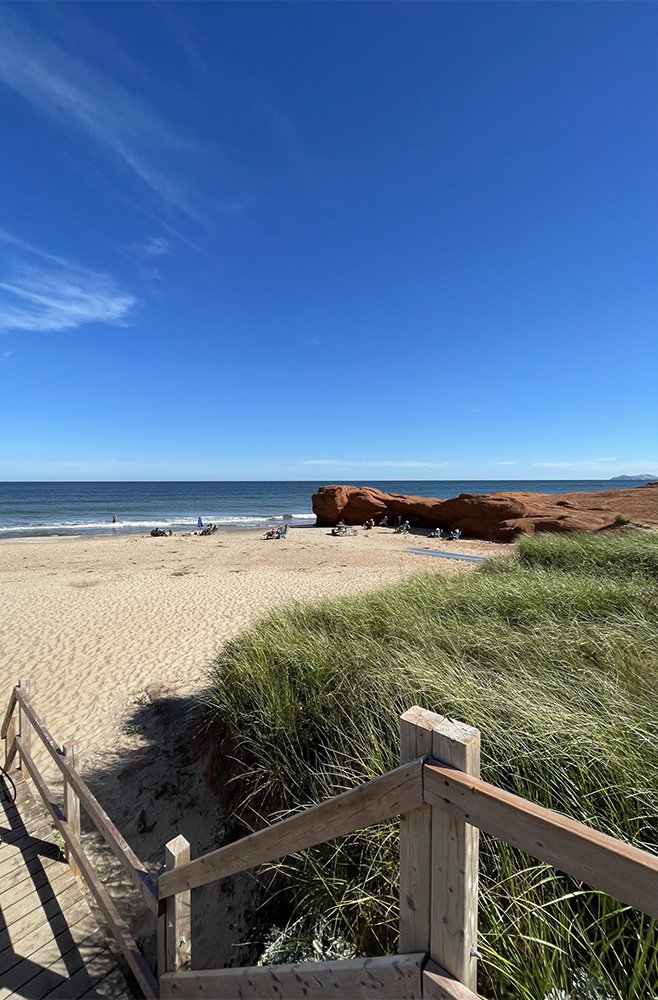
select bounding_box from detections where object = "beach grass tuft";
[205,531,658,999]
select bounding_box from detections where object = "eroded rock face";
[311,483,658,540]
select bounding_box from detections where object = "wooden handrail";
[1,685,17,739]
[16,735,159,1000]
[14,685,158,915]
[160,953,426,999]
[159,757,424,898]
[423,762,658,919]
[8,676,657,999]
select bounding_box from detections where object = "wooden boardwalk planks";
[0,775,131,1000]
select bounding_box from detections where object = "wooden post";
[157,835,191,978]
[399,707,480,992]
[399,706,435,953]
[63,741,81,876]
[430,715,480,992]
[5,715,16,769]
[17,677,31,778]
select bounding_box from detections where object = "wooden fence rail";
[158,757,424,897]
[4,684,658,1000]
[423,761,658,919]
[14,683,158,915]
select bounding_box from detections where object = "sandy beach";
[0,526,509,759]
[0,525,511,970]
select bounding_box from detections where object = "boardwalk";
[403,547,485,563]
[0,773,131,1000]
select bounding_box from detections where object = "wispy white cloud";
[0,8,204,222]
[298,459,452,469]
[134,236,172,257]
[0,349,13,362]
[496,460,518,466]
[0,228,134,334]
[532,458,618,469]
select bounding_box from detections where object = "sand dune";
[0,525,510,969]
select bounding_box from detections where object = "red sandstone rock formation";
[311,483,658,541]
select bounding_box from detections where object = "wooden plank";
[160,953,426,999]
[0,895,92,976]
[40,949,119,1000]
[0,822,55,861]
[1,934,110,1000]
[399,708,435,953]
[429,721,480,992]
[14,688,157,915]
[17,679,31,780]
[0,850,64,896]
[157,835,191,977]
[0,919,101,997]
[0,880,82,952]
[424,762,658,920]
[160,758,424,897]
[15,736,158,1000]
[1,686,17,740]
[423,959,482,999]
[0,841,62,883]
[0,858,72,911]
[64,741,81,877]
[0,865,75,929]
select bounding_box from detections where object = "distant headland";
[610,474,657,481]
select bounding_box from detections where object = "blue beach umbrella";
[197,515,203,528]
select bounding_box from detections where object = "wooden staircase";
[0,773,130,999]
[3,680,658,1000]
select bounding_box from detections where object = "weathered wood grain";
[424,762,658,919]
[160,953,426,999]
[423,959,483,999]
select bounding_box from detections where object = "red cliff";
[311,483,658,541]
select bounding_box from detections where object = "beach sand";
[0,526,512,971]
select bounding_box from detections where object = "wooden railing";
[2,679,160,1000]
[4,685,658,1000]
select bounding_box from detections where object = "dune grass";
[205,531,658,999]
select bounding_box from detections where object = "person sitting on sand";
[150,528,167,537]
[378,515,389,528]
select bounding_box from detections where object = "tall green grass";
[205,532,658,998]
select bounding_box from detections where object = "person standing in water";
[112,513,117,523]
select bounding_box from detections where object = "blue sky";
[0,1,656,482]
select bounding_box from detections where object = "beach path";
[0,773,130,1000]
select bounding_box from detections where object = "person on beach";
[112,513,117,523]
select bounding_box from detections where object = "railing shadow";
[80,692,260,974]
[0,772,116,997]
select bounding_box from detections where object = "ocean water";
[0,480,644,539]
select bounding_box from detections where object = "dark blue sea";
[0,480,646,539]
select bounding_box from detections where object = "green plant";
[205,531,658,999]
